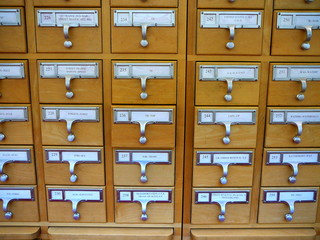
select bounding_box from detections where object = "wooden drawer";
[261,148,320,186]
[111,106,175,148]
[35,8,102,53]
[47,186,106,222]
[196,62,260,105]
[0,227,40,240]
[112,61,177,105]
[38,60,103,104]
[43,147,105,185]
[197,10,263,55]
[110,0,177,7]
[258,187,319,223]
[0,61,30,104]
[194,107,258,148]
[41,105,103,146]
[274,0,320,10]
[111,9,178,53]
[115,187,174,223]
[272,11,320,56]
[0,8,26,53]
[198,0,265,9]
[34,0,101,7]
[193,149,254,187]
[192,188,251,224]
[0,1,24,6]
[114,149,175,186]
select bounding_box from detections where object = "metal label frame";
[40,62,99,79]
[37,10,99,27]
[0,187,35,201]
[277,12,320,29]
[113,10,176,27]
[270,109,320,124]
[0,9,21,26]
[200,11,262,28]
[115,150,172,165]
[0,149,31,163]
[45,149,101,163]
[263,190,317,203]
[0,107,28,122]
[273,65,320,81]
[48,188,103,202]
[117,189,172,203]
[266,151,320,165]
[198,109,256,125]
[196,151,253,166]
[0,63,25,79]
[199,65,259,81]
[195,190,250,204]
[114,63,174,79]
[42,107,100,122]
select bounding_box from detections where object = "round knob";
[296,94,304,101]
[141,214,148,221]
[68,134,76,142]
[305,0,314,3]
[0,174,8,182]
[64,41,73,48]
[139,136,147,144]
[70,174,78,183]
[4,212,13,219]
[229,0,236,2]
[224,94,232,102]
[0,133,5,141]
[223,137,231,144]
[293,136,301,144]
[285,213,293,222]
[226,42,235,49]
[140,176,148,183]
[140,40,148,47]
[140,92,148,100]
[288,176,297,184]
[218,214,225,222]
[66,91,74,99]
[301,42,310,50]
[220,177,228,185]
[73,212,80,220]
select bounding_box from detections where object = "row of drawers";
[1,7,320,55]
[1,61,320,106]
[2,185,319,224]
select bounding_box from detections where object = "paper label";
[274,67,289,79]
[57,65,97,77]
[132,152,169,162]
[197,193,210,202]
[213,154,250,164]
[0,10,20,25]
[56,13,96,25]
[271,111,285,123]
[291,67,320,79]
[219,14,258,25]
[62,151,99,161]
[0,150,29,162]
[217,68,255,79]
[47,151,60,161]
[202,13,216,25]
[215,112,253,123]
[200,112,214,123]
[44,109,57,120]
[287,111,320,123]
[283,153,318,164]
[296,15,320,27]
[0,64,24,78]
[116,111,129,122]
[265,192,278,201]
[132,12,174,25]
[268,154,282,164]
[117,152,130,162]
[279,191,316,202]
[59,109,97,120]
[50,190,63,200]
[115,65,130,77]
[119,191,131,201]
[201,67,215,79]
[0,189,32,200]
[278,15,293,26]
[40,63,98,78]
[211,192,248,202]
[116,12,131,25]
[133,191,169,201]
[0,108,27,120]
[132,65,171,77]
[131,111,170,122]
[65,190,101,201]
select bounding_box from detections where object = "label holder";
[0,9,21,26]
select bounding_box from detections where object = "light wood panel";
[0,227,40,239]
[274,0,320,10]
[33,0,101,7]
[197,0,265,9]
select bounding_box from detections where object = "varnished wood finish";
[0,227,40,239]
[34,0,101,7]
[198,0,265,9]
[274,0,320,10]
[0,1,24,6]
[111,0,178,7]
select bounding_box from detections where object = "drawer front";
[0,186,39,222]
[110,0,178,7]
[114,149,175,186]
[268,63,320,106]
[41,105,103,146]
[47,186,106,222]
[111,106,175,148]
[0,61,30,103]
[194,107,258,148]
[111,9,178,53]
[196,62,260,105]
[272,11,320,56]
[193,149,254,187]
[34,0,101,7]
[258,187,319,223]
[0,8,26,53]
[38,60,103,104]
[265,107,320,147]
[35,8,102,53]
[192,188,251,224]
[198,0,265,9]
[197,10,263,55]
[261,148,320,186]
[112,61,177,105]
[0,1,25,6]
[274,0,320,10]
[115,187,174,223]
[43,147,105,185]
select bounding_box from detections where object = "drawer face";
[274,0,320,10]
[43,147,105,185]
[110,0,178,7]
[0,1,25,6]
[192,188,251,224]
[35,9,102,53]
[268,63,320,106]
[258,187,319,223]
[272,11,320,56]
[265,107,320,147]
[115,187,174,223]
[111,9,178,53]
[38,60,103,104]
[0,8,26,53]
[112,61,177,105]
[261,148,320,187]
[41,105,103,146]
[197,10,263,55]
[196,62,260,105]
[0,147,35,185]
[111,106,175,148]
[114,149,174,186]
[47,186,106,222]
[194,107,258,148]
[0,105,33,145]
[34,0,101,7]
[198,0,265,9]
[0,61,30,103]
[193,149,254,187]
[0,186,39,222]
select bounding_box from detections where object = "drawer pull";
[296,78,307,101]
[63,24,74,48]
[140,23,149,47]
[140,76,148,99]
[224,78,234,101]
[292,121,303,143]
[301,25,312,50]
[226,25,235,49]
[65,75,74,99]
